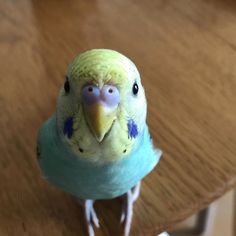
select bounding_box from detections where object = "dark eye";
[132,82,139,95]
[64,76,70,93]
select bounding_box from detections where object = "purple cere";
[82,84,120,107]
[101,85,120,107]
[127,119,138,139]
[82,85,100,105]
[63,117,73,138]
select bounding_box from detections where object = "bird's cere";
[82,84,120,108]
[81,85,100,106]
[100,85,120,107]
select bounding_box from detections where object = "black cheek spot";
[79,148,84,153]
[123,149,127,153]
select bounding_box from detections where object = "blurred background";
[0,0,235,236]
[171,190,235,236]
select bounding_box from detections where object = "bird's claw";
[85,200,100,228]
[78,199,99,236]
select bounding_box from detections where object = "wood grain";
[0,0,235,235]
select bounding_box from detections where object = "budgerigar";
[37,49,162,236]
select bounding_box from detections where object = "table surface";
[0,0,236,235]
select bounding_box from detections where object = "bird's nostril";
[82,85,100,105]
[101,85,120,107]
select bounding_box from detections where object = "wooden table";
[0,0,235,235]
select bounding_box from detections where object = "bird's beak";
[84,103,117,142]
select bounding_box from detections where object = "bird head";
[56,49,147,161]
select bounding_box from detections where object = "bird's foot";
[120,182,141,236]
[78,199,99,236]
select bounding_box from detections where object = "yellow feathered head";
[56,49,147,162]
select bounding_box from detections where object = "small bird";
[37,49,162,236]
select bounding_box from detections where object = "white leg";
[120,182,141,236]
[78,199,100,236]
[131,181,141,202]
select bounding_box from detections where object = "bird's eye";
[64,76,70,93]
[132,82,139,95]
